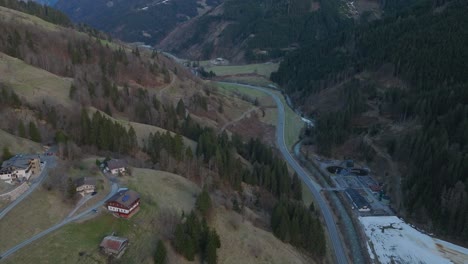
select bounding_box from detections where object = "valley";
[0,0,467,264]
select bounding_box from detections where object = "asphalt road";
[0,153,56,221]
[0,182,119,260]
[220,82,349,264]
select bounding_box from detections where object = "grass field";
[0,189,73,252]
[217,82,269,100]
[220,75,276,87]
[276,91,304,149]
[0,6,61,32]
[0,52,73,106]
[4,169,200,264]
[2,167,313,264]
[0,7,121,50]
[201,62,279,78]
[0,129,42,155]
[125,168,200,213]
[214,207,312,264]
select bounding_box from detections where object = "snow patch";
[359,216,468,264]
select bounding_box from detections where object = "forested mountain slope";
[158,0,349,62]
[0,5,327,262]
[272,0,468,244]
[54,0,222,45]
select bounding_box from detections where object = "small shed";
[99,236,129,258]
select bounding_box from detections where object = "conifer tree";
[2,147,13,161]
[154,240,167,264]
[196,189,212,216]
[28,121,41,142]
[176,99,185,117]
[18,121,26,138]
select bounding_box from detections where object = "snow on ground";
[359,216,468,264]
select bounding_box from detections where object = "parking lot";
[320,161,394,216]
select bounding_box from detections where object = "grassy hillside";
[87,107,197,150]
[0,128,42,155]
[202,62,279,77]
[4,168,313,264]
[216,82,303,149]
[3,168,200,264]
[0,52,73,106]
[214,207,312,264]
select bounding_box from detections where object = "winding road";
[0,153,56,221]
[220,82,349,264]
[0,183,119,260]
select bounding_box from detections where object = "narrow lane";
[0,183,118,260]
[0,154,56,220]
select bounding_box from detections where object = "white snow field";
[359,216,468,264]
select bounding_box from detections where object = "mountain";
[158,0,351,62]
[54,0,222,45]
[0,4,327,263]
[272,0,468,244]
[52,0,353,63]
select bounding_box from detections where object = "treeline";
[0,0,71,26]
[271,199,326,257]
[145,131,187,163]
[175,0,349,61]
[393,84,468,241]
[273,0,468,242]
[173,191,220,264]
[0,12,170,99]
[173,211,221,263]
[0,86,21,109]
[194,129,303,201]
[272,0,468,95]
[313,79,368,155]
[186,126,326,257]
[79,110,137,154]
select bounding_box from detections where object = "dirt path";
[219,107,259,133]
[158,72,176,97]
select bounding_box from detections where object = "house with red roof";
[99,236,128,258]
[105,189,140,218]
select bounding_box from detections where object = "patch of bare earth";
[228,112,276,146]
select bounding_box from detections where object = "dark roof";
[75,177,96,187]
[107,159,127,170]
[1,156,35,170]
[100,236,128,253]
[107,189,140,209]
[345,188,370,209]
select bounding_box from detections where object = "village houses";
[0,155,41,184]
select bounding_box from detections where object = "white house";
[106,159,127,175]
[75,177,97,195]
[0,156,40,184]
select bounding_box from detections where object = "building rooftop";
[99,236,128,253]
[75,177,97,187]
[345,188,370,209]
[107,189,140,209]
[1,155,38,170]
[107,159,127,170]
